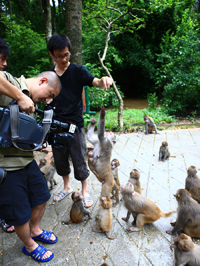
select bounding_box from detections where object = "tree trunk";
[52,0,57,33]
[6,0,12,16]
[43,0,54,67]
[65,0,82,65]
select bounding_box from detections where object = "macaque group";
[92,197,116,239]
[39,157,57,190]
[185,165,200,203]
[121,182,175,231]
[171,233,200,266]
[86,106,116,197]
[144,114,158,134]
[166,189,200,237]
[62,192,91,224]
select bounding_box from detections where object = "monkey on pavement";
[92,197,116,240]
[185,165,200,204]
[122,169,142,223]
[170,233,200,266]
[62,192,91,224]
[159,141,170,162]
[166,189,200,237]
[121,182,175,232]
[144,114,158,134]
[86,106,116,197]
[40,157,57,190]
[111,158,120,206]
[38,158,47,168]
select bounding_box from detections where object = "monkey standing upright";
[170,233,200,266]
[92,197,116,239]
[111,158,120,206]
[159,141,170,162]
[86,106,116,197]
[121,182,175,232]
[122,169,142,223]
[40,157,57,190]
[143,115,158,134]
[185,165,200,203]
[62,192,91,224]
[166,189,200,237]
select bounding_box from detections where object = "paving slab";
[1,128,200,266]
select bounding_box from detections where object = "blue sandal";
[32,230,58,244]
[22,245,54,262]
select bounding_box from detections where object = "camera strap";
[9,104,53,151]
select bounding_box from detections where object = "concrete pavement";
[1,128,200,266]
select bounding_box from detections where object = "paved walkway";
[1,128,200,266]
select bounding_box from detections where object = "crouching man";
[0,71,61,262]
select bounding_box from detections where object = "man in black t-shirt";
[47,34,113,207]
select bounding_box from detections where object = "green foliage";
[0,14,50,77]
[147,92,158,109]
[156,9,200,114]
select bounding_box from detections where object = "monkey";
[86,106,116,197]
[92,197,116,240]
[185,166,200,204]
[122,169,142,224]
[170,233,200,266]
[38,158,47,168]
[128,169,141,194]
[87,149,100,178]
[40,157,57,190]
[159,141,170,161]
[111,159,120,190]
[111,159,120,206]
[143,114,158,134]
[34,149,49,162]
[62,192,91,224]
[120,182,175,232]
[166,189,200,237]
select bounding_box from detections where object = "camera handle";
[9,104,53,151]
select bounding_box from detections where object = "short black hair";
[47,34,71,55]
[0,38,11,57]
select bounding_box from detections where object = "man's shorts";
[52,127,89,181]
[0,160,51,226]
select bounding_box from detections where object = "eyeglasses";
[54,52,71,60]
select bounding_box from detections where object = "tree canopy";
[0,0,199,115]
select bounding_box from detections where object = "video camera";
[0,105,76,152]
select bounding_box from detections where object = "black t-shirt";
[48,63,94,127]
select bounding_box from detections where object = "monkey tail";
[161,210,176,218]
[105,232,117,240]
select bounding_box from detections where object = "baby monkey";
[92,197,116,239]
[62,192,91,224]
[170,233,200,266]
[40,157,57,190]
[159,141,170,162]
[111,158,120,206]
[144,114,158,134]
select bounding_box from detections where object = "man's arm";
[0,75,35,113]
[92,77,113,91]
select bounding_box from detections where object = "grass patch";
[84,106,177,132]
